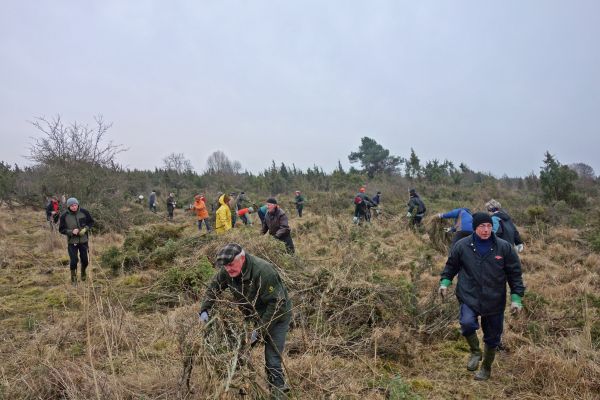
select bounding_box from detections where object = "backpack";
[418,198,426,214]
[496,214,517,245]
[354,196,363,205]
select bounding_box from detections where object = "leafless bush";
[28,114,125,168]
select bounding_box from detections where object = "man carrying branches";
[199,243,292,398]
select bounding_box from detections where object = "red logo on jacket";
[495,256,503,260]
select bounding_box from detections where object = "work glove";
[438,279,451,299]
[444,227,452,233]
[438,286,447,299]
[78,227,88,236]
[250,330,259,346]
[437,213,443,219]
[406,212,412,218]
[515,244,524,253]
[198,311,209,323]
[510,294,523,314]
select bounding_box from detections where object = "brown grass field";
[1,196,599,399]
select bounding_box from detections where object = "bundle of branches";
[290,267,414,353]
[176,302,268,398]
[426,215,451,253]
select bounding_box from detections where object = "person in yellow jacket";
[215,194,232,234]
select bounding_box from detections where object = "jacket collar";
[240,254,254,281]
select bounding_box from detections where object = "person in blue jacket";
[437,207,473,248]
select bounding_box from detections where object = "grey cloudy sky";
[1,1,599,177]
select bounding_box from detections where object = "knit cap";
[472,212,493,230]
[66,197,79,207]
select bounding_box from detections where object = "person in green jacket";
[58,197,94,285]
[199,243,292,398]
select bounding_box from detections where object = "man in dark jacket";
[199,243,292,397]
[293,191,305,218]
[149,190,157,212]
[438,212,525,381]
[262,198,295,254]
[406,189,426,228]
[59,197,95,285]
[485,199,524,253]
[166,192,176,220]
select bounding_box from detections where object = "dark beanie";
[472,212,493,230]
[266,197,278,205]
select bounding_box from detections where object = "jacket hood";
[218,194,227,206]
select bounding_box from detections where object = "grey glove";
[199,311,209,323]
[250,330,259,345]
[515,244,524,253]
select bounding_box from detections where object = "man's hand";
[515,244,524,253]
[437,213,443,219]
[78,227,88,236]
[72,228,79,236]
[198,311,209,323]
[438,286,448,299]
[406,212,412,218]
[444,227,452,233]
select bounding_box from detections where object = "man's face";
[223,253,245,277]
[267,203,278,213]
[69,204,79,212]
[475,223,492,240]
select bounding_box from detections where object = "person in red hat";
[353,187,374,224]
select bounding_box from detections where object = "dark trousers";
[240,214,249,225]
[411,214,424,227]
[296,205,303,217]
[459,303,504,348]
[68,243,89,272]
[167,207,174,220]
[197,219,211,232]
[450,231,472,248]
[264,313,291,389]
[277,235,295,254]
[354,205,370,222]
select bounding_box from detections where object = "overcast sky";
[1,1,599,177]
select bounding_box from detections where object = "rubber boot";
[81,267,87,282]
[70,270,78,286]
[465,333,482,371]
[270,385,288,400]
[474,345,496,381]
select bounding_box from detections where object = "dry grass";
[1,200,600,399]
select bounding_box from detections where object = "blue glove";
[199,311,209,323]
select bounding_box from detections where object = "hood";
[218,194,227,206]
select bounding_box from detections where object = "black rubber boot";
[70,270,78,286]
[474,345,496,381]
[465,333,482,371]
[81,268,87,282]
